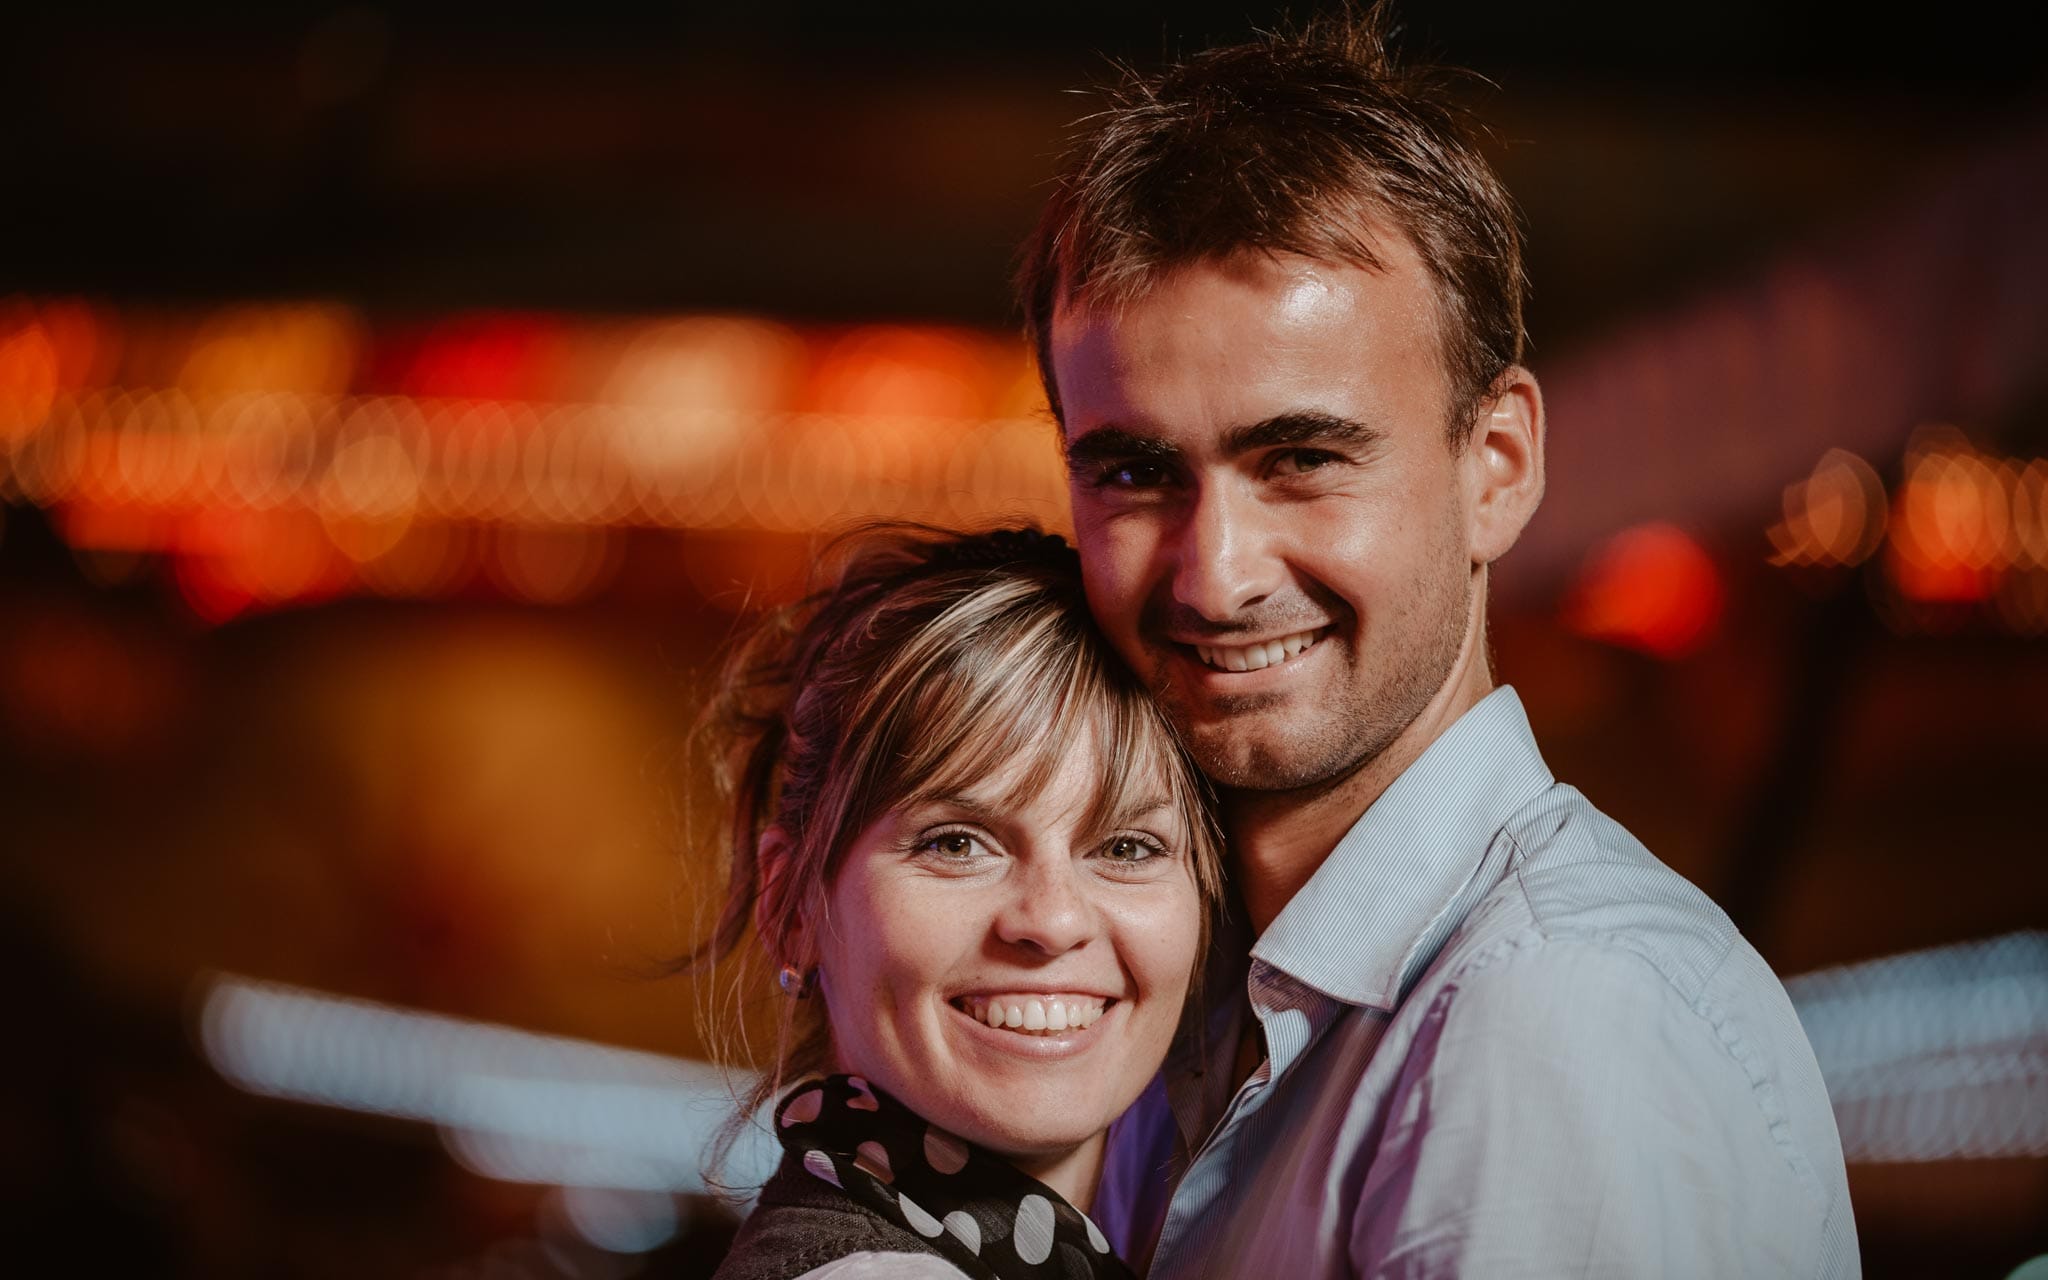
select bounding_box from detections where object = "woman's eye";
[916,830,985,860]
[1102,834,1165,863]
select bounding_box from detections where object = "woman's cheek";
[1119,888,1203,991]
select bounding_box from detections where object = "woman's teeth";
[1194,628,1322,672]
[955,995,1107,1034]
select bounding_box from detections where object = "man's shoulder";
[1453,781,1745,1007]
[1383,782,1854,1259]
[1413,782,1846,1174]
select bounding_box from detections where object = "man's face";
[1051,244,1481,792]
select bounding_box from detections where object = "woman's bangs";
[888,623,1092,815]
[886,631,1192,858]
[834,582,1216,897]
[1082,683,1218,869]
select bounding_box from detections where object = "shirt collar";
[1249,685,1553,1010]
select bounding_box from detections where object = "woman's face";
[812,729,1203,1182]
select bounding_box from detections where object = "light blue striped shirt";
[1096,687,1857,1278]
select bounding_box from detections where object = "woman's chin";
[907,1072,1117,1163]
[948,1109,1105,1173]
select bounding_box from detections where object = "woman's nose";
[991,863,1097,955]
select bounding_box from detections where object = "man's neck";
[1224,604,1497,937]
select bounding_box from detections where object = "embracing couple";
[699,16,1857,1280]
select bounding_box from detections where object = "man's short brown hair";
[1018,5,1527,442]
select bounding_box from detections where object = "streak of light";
[197,973,779,1196]
[1787,931,2048,1162]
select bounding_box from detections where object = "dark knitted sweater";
[713,1153,962,1280]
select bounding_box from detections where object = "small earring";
[778,965,817,999]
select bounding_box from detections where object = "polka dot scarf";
[773,1074,1135,1280]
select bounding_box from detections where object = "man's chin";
[1150,658,1362,789]
[1172,696,1397,794]
[1183,719,1322,793]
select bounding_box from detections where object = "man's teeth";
[956,995,1107,1034]
[1194,628,1322,672]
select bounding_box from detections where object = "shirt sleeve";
[789,1251,972,1280]
[1351,937,1831,1280]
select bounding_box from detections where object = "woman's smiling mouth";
[951,994,1113,1035]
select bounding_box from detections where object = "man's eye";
[1097,461,1170,489]
[1271,449,1341,476]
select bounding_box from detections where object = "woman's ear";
[754,825,810,965]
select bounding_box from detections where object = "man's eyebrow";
[1222,410,1386,456]
[1062,426,1183,473]
[1064,413,1385,473]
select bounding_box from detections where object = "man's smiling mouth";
[1191,626,1329,672]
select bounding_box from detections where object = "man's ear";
[1463,365,1546,567]
[754,825,810,966]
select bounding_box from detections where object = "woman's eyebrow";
[913,792,1178,835]
[1100,795,1178,829]
[914,794,1004,824]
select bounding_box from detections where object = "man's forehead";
[1053,245,1432,361]
[1050,250,1443,438]
[1055,250,1321,332]
[1051,225,1423,328]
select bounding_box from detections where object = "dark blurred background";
[2,3,2044,1276]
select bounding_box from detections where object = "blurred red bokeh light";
[1563,521,1726,660]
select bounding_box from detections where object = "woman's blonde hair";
[692,524,1222,1175]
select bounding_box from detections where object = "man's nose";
[992,861,1097,956]
[1170,482,1279,622]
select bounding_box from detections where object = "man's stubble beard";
[1159,551,1475,799]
